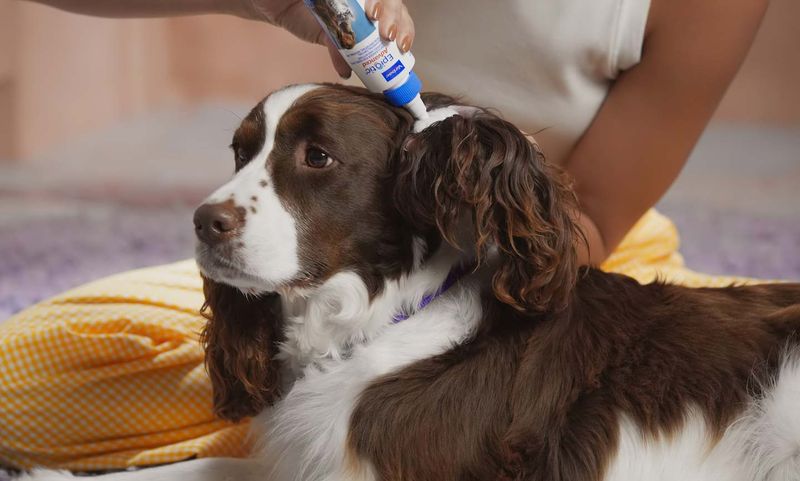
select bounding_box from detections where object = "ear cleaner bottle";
[304,0,429,119]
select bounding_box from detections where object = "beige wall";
[163,16,338,101]
[1,0,798,159]
[0,1,337,159]
[0,0,15,158]
[7,5,176,160]
[714,0,800,123]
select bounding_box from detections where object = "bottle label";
[305,0,415,92]
[303,0,375,49]
[381,60,405,82]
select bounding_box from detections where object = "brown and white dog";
[25,84,800,481]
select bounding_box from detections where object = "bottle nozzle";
[384,71,428,120]
[405,94,429,120]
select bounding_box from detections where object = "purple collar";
[391,263,471,323]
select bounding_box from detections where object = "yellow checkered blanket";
[0,210,760,470]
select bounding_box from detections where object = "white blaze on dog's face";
[195,85,313,291]
[194,84,417,294]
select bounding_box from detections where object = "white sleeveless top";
[405,0,651,165]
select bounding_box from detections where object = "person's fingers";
[274,0,409,78]
[396,5,415,53]
[365,0,382,21]
[372,1,414,50]
[376,0,402,42]
[319,32,352,79]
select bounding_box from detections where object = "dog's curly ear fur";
[200,277,284,421]
[394,110,580,312]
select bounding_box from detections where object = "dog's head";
[195,84,580,420]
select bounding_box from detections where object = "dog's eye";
[231,144,248,171]
[305,148,333,169]
[235,151,247,168]
[231,145,250,172]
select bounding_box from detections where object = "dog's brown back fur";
[349,272,800,481]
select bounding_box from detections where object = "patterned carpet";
[0,198,196,320]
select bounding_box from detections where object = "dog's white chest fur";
[253,278,483,481]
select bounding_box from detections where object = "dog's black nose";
[194,202,244,245]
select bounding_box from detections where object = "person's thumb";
[323,37,352,79]
[271,3,350,77]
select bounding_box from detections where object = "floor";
[656,123,800,279]
[0,106,798,322]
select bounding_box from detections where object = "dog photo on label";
[309,0,358,49]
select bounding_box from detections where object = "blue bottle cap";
[383,71,422,107]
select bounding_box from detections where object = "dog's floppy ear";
[394,110,580,312]
[200,277,284,421]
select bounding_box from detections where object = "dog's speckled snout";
[193,200,245,246]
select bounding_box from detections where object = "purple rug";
[662,206,800,280]
[0,201,196,320]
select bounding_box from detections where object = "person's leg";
[0,260,249,471]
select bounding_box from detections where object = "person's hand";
[364,0,415,53]
[234,0,414,78]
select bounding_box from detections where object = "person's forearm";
[565,0,767,270]
[22,0,240,19]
